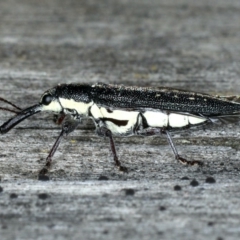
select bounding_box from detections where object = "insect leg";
[136,128,203,166]
[53,112,66,125]
[39,115,80,175]
[163,130,203,166]
[96,126,128,172]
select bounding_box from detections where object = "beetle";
[1,82,240,175]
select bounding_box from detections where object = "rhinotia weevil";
[1,82,240,174]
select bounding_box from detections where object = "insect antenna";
[0,97,22,114]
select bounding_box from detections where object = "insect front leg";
[96,126,128,172]
[39,115,80,175]
[136,128,203,166]
[53,112,66,125]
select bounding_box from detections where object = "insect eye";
[41,94,53,105]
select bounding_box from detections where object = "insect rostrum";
[1,82,240,175]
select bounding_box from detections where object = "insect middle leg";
[39,115,80,175]
[136,128,203,166]
[96,126,128,172]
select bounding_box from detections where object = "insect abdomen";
[143,112,207,128]
[90,104,207,136]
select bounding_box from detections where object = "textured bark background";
[1,0,240,239]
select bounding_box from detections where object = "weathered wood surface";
[1,0,240,239]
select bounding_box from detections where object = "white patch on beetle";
[188,116,207,125]
[100,107,140,136]
[90,104,103,119]
[100,108,138,120]
[59,98,93,116]
[41,100,62,112]
[143,111,168,127]
[169,113,188,127]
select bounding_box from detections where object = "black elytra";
[48,83,240,115]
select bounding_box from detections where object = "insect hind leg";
[163,130,203,166]
[96,126,128,172]
[136,128,203,166]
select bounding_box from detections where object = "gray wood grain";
[1,0,240,239]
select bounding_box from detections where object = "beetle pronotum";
[1,82,240,174]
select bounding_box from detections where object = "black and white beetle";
[1,82,240,174]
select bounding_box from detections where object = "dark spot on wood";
[1,224,8,229]
[10,193,18,199]
[98,175,109,180]
[102,193,109,198]
[206,176,216,184]
[159,206,166,211]
[0,186,3,193]
[190,179,199,187]
[181,176,189,180]
[208,222,215,226]
[103,118,128,127]
[47,224,55,229]
[38,193,49,200]
[122,188,135,196]
[38,175,50,181]
[174,185,181,191]
[103,229,109,234]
